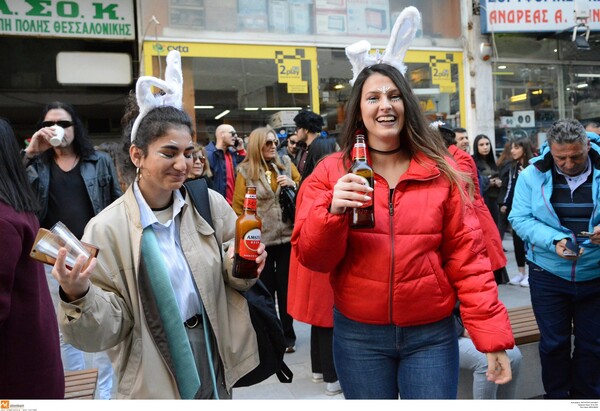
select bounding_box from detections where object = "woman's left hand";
[486,351,512,384]
[276,175,294,188]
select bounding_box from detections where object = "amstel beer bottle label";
[238,228,261,259]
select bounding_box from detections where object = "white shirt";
[133,181,202,321]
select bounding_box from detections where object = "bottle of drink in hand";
[233,186,262,278]
[349,135,375,229]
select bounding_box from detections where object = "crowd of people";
[2,6,599,402]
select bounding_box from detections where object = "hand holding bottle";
[330,173,373,215]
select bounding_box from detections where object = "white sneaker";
[325,381,343,396]
[509,273,525,285]
[520,276,529,287]
[311,373,324,383]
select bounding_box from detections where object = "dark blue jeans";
[528,262,600,399]
[333,308,458,399]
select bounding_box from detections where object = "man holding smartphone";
[509,119,600,399]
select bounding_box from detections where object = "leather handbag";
[279,185,296,224]
[271,162,296,224]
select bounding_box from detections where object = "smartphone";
[580,231,594,237]
[563,239,580,257]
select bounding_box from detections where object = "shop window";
[141,0,462,43]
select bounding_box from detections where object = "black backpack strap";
[185,178,293,385]
[184,178,213,229]
[276,362,293,383]
[184,179,222,268]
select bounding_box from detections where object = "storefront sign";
[275,49,308,94]
[481,0,600,33]
[0,0,134,39]
[500,110,535,128]
[430,55,457,94]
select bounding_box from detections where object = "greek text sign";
[0,0,134,40]
[481,0,600,33]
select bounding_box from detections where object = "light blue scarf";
[141,226,200,399]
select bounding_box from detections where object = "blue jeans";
[529,262,600,399]
[333,308,458,399]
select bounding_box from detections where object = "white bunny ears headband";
[345,6,421,86]
[130,50,183,143]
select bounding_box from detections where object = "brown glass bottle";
[349,135,375,229]
[233,186,262,278]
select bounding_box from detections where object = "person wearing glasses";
[22,101,121,399]
[206,124,245,204]
[186,144,214,189]
[277,133,302,165]
[233,127,301,354]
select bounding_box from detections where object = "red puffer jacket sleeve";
[292,154,348,274]
[440,180,514,353]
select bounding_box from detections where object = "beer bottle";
[233,186,262,278]
[349,135,375,229]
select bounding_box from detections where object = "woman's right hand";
[52,247,96,302]
[330,173,373,215]
[26,127,54,156]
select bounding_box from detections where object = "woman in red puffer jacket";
[291,64,514,400]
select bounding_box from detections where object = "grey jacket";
[25,150,122,221]
[59,186,259,398]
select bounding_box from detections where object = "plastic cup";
[49,125,66,147]
[36,221,90,268]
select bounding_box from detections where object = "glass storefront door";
[493,62,600,154]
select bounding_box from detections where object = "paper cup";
[49,125,66,147]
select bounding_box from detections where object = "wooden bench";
[508,305,540,345]
[64,368,99,399]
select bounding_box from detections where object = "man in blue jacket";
[509,118,600,399]
[205,124,245,204]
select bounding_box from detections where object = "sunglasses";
[42,120,73,128]
[194,156,206,163]
[229,131,238,136]
[264,140,278,147]
[288,139,298,146]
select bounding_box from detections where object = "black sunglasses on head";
[42,120,73,128]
